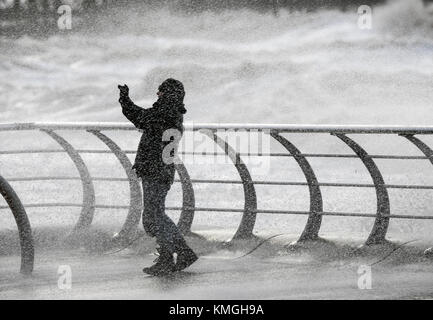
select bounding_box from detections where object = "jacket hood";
[155,78,187,115]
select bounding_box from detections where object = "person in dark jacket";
[118,78,198,275]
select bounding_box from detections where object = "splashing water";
[0,0,432,124]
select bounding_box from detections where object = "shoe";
[143,249,175,276]
[174,247,198,271]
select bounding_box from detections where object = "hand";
[118,84,129,99]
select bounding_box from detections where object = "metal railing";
[0,174,34,274]
[2,122,433,273]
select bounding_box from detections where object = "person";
[118,78,198,276]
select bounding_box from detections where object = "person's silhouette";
[118,79,198,275]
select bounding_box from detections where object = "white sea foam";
[0,0,431,124]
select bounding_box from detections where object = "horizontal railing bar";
[0,149,431,160]
[0,149,67,154]
[181,152,431,160]
[296,154,430,160]
[0,149,138,155]
[6,177,127,182]
[0,203,84,208]
[0,203,431,220]
[3,122,433,134]
[0,149,136,155]
[190,180,433,190]
[6,177,433,190]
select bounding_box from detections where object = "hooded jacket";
[120,79,187,184]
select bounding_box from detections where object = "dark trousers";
[141,180,186,254]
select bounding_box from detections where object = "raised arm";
[118,84,157,129]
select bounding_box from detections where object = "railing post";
[333,133,390,245]
[270,131,323,241]
[400,134,433,166]
[41,129,96,231]
[89,130,142,241]
[174,160,196,235]
[200,129,257,240]
[0,175,34,274]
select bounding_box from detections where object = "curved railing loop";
[0,174,34,274]
[200,129,258,240]
[400,134,433,166]
[88,130,142,241]
[270,131,323,241]
[3,122,433,259]
[174,160,196,235]
[41,129,95,231]
[332,133,390,245]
